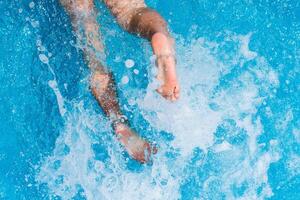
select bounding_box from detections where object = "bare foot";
[151,32,180,101]
[114,123,156,163]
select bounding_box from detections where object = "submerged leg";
[60,0,154,163]
[103,0,180,101]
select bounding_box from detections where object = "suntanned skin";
[60,0,179,163]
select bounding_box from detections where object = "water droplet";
[128,99,135,105]
[39,54,49,64]
[114,55,121,62]
[37,45,45,51]
[36,39,42,46]
[31,20,39,28]
[29,2,35,9]
[121,76,129,84]
[125,59,135,68]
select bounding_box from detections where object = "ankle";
[111,114,128,130]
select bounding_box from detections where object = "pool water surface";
[0,0,299,199]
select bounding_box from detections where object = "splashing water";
[1,0,299,199]
[37,33,282,199]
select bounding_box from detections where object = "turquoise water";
[1,0,299,199]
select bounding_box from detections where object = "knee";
[129,8,168,39]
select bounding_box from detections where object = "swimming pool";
[0,0,299,199]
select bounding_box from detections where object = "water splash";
[37,33,281,199]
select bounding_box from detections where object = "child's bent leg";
[103,0,180,101]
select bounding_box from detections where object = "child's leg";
[104,0,180,101]
[60,0,154,163]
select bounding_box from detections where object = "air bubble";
[37,46,45,52]
[114,56,121,62]
[121,76,129,84]
[125,59,135,68]
[36,39,42,46]
[29,2,35,9]
[39,54,49,64]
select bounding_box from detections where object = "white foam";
[37,33,281,200]
[213,141,232,153]
[238,33,257,60]
[138,35,279,199]
[293,128,300,143]
[37,106,181,200]
[287,154,300,177]
[275,109,293,132]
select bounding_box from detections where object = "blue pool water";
[1,0,299,199]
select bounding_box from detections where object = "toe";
[171,96,176,101]
[157,87,163,93]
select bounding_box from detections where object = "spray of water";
[37,33,281,200]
